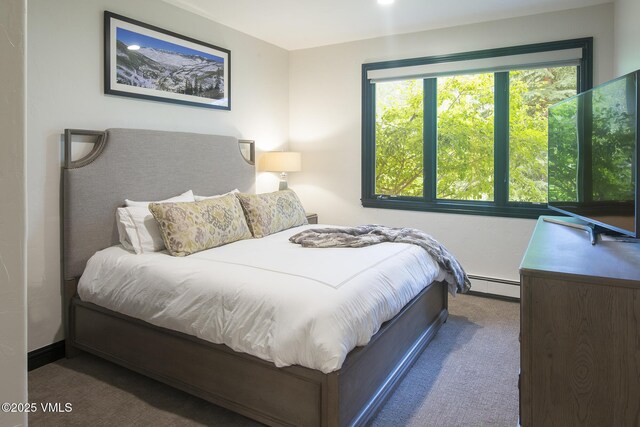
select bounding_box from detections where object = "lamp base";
[278,172,289,191]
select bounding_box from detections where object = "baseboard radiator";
[466,274,520,301]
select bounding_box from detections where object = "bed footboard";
[67,281,447,427]
[334,279,447,426]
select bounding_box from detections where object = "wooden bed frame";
[62,128,449,427]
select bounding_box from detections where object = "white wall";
[289,4,615,284]
[27,0,289,351]
[0,0,28,425]
[614,0,640,75]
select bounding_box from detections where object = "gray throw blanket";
[289,225,471,295]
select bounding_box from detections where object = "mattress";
[78,224,447,373]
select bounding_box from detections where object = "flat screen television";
[547,70,639,240]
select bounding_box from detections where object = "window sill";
[361,197,555,219]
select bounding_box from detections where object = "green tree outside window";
[373,66,577,204]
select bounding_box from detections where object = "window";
[362,39,593,218]
[375,79,424,197]
[436,72,495,201]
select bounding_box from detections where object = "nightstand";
[306,213,318,224]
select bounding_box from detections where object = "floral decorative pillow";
[148,194,252,257]
[236,189,308,238]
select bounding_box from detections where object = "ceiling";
[162,0,611,51]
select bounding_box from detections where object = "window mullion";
[494,72,509,207]
[362,75,376,199]
[424,78,437,201]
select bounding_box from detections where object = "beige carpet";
[29,294,519,426]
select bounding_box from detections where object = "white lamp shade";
[261,152,302,172]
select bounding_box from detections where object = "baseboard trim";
[28,340,65,371]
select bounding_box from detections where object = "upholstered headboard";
[62,128,255,280]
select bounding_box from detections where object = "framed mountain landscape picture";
[104,12,230,110]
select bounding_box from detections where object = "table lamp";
[261,152,302,190]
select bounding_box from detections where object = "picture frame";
[104,11,230,110]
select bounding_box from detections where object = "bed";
[62,128,450,426]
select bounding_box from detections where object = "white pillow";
[117,190,196,253]
[116,207,167,254]
[194,189,239,201]
[125,189,194,207]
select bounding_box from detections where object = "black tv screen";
[548,70,639,238]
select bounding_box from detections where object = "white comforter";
[78,225,446,373]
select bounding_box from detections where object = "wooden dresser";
[519,216,640,426]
